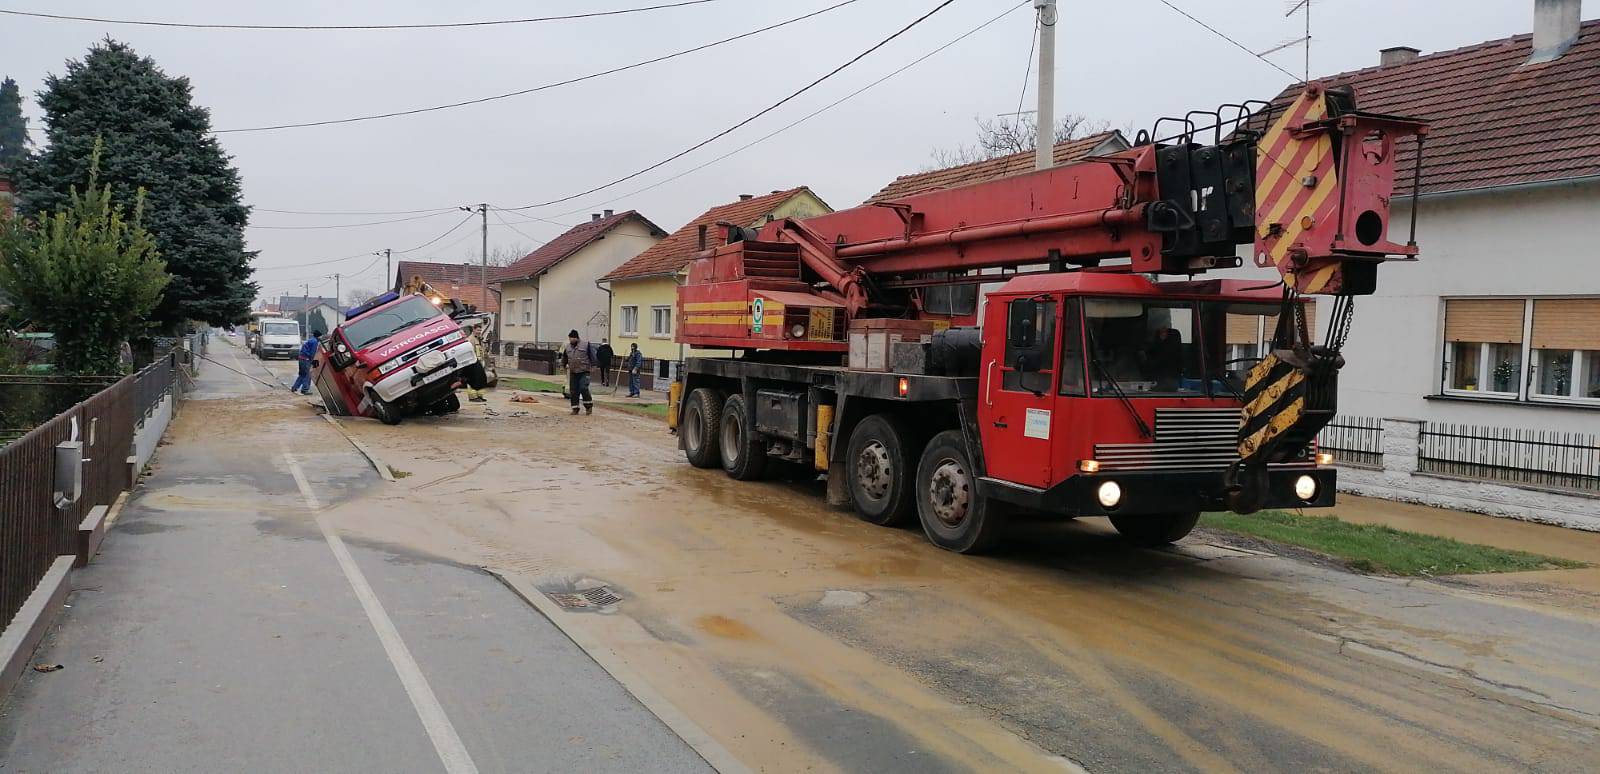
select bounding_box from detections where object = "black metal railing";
[1317,416,1384,468]
[1,351,180,632]
[1419,422,1600,493]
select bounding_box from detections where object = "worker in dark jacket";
[291,328,322,395]
[596,339,615,387]
[623,343,644,398]
[561,329,597,415]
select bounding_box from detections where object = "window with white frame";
[522,298,532,325]
[504,300,515,325]
[1442,298,1525,396]
[651,305,672,338]
[1529,299,1600,402]
[620,305,639,336]
[1440,297,1600,405]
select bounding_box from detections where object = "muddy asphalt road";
[12,338,1600,773]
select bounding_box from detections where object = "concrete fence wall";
[1335,417,1600,532]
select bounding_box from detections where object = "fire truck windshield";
[342,296,444,349]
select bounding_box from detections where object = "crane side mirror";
[1008,299,1040,348]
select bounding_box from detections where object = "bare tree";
[926,113,1113,170]
[344,288,379,307]
[460,242,533,268]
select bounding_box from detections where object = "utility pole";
[333,273,341,309]
[301,283,310,336]
[1033,0,1057,171]
[460,203,489,312]
[376,248,392,290]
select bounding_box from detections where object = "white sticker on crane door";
[1024,408,1051,440]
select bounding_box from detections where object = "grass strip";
[1200,510,1587,576]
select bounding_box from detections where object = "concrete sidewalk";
[0,339,709,773]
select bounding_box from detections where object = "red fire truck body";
[671,84,1427,553]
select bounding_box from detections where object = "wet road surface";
[0,338,711,773]
[308,367,1600,773]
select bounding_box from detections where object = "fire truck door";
[978,297,1057,489]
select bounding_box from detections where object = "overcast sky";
[3,0,1532,302]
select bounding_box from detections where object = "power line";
[1153,0,1300,82]
[253,206,459,216]
[0,1,718,31]
[491,210,548,245]
[246,209,458,230]
[551,1,1028,219]
[1013,14,1038,120]
[395,213,477,253]
[213,1,860,133]
[505,0,959,211]
[251,212,474,275]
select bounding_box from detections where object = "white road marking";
[283,451,480,774]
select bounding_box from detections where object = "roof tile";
[393,260,502,313]
[496,210,664,285]
[601,188,815,282]
[864,131,1126,203]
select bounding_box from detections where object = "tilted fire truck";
[671,84,1427,553]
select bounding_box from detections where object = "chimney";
[738,193,753,201]
[1529,0,1581,64]
[1379,46,1420,66]
[591,213,601,222]
[697,224,708,250]
[603,208,614,217]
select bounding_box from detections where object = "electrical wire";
[1153,0,1301,82]
[395,213,478,253]
[0,1,718,31]
[491,210,548,245]
[253,206,459,216]
[213,1,860,133]
[1013,15,1038,120]
[252,250,378,272]
[549,1,1027,220]
[246,209,458,230]
[504,0,958,211]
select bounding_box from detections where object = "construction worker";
[291,328,322,395]
[561,329,597,415]
[465,329,488,403]
[624,343,643,398]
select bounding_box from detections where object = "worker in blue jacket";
[291,328,322,395]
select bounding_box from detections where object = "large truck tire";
[369,391,404,426]
[845,413,917,526]
[915,430,1009,553]
[682,387,725,469]
[427,393,461,415]
[719,393,767,481]
[1109,511,1200,547]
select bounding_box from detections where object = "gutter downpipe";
[595,276,614,344]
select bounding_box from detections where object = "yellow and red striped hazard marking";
[1255,88,1341,294]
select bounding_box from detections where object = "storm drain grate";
[545,586,623,609]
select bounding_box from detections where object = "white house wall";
[540,218,660,344]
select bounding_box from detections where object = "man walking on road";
[624,343,643,398]
[562,329,596,415]
[596,338,615,387]
[291,328,322,395]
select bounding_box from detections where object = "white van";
[253,317,302,360]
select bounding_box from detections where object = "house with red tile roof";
[598,188,831,385]
[495,209,666,348]
[391,260,501,315]
[864,130,1128,203]
[1251,1,1600,526]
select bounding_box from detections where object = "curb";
[0,556,75,702]
[320,414,396,482]
[487,570,750,774]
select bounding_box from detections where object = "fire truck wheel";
[368,391,403,426]
[915,430,1009,553]
[1109,511,1200,547]
[719,394,767,481]
[846,414,916,527]
[682,388,725,469]
[428,393,461,415]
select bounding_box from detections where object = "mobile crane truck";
[671,84,1427,553]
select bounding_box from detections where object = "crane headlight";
[1294,475,1318,501]
[1096,481,1122,509]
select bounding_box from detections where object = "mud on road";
[315,390,1600,773]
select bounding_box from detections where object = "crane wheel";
[682,387,725,469]
[846,414,917,526]
[719,394,767,481]
[915,430,1009,553]
[1109,511,1200,547]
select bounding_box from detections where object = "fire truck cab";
[313,292,488,425]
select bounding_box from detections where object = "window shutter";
[1531,299,1600,350]
[1444,299,1524,343]
[1224,314,1259,344]
[1262,299,1316,339]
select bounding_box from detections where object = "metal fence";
[0,350,180,632]
[1317,415,1384,468]
[1419,422,1600,494]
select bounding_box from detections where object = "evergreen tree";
[0,141,169,374]
[0,76,29,174]
[18,39,255,328]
